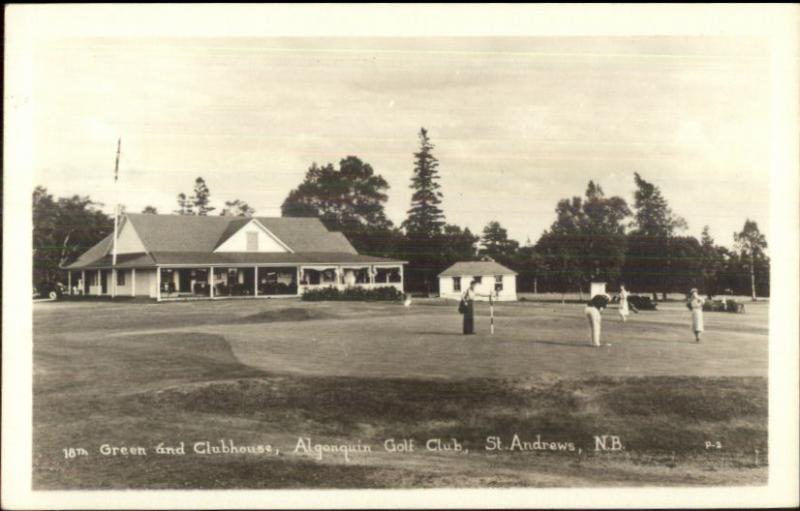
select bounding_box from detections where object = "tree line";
[33,127,769,299]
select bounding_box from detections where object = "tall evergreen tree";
[734,219,768,301]
[191,177,215,215]
[402,128,445,237]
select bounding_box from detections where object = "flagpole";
[112,138,121,298]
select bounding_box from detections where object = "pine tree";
[402,128,445,237]
[174,193,194,215]
[191,177,215,216]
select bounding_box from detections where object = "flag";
[114,138,121,182]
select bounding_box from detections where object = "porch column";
[111,269,117,298]
[81,270,85,295]
[369,266,375,287]
[209,267,215,298]
[132,268,136,297]
[254,266,259,297]
[156,267,162,302]
[97,269,101,295]
[399,265,404,290]
[67,271,72,296]
[297,266,302,296]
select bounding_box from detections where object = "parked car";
[628,295,658,311]
[34,281,66,300]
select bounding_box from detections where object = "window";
[494,275,503,292]
[117,270,126,286]
[473,276,482,284]
[246,232,259,252]
[452,277,461,292]
[375,267,401,283]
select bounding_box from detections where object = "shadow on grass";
[34,328,769,489]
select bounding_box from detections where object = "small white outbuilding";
[438,261,518,301]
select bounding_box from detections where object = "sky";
[32,37,771,248]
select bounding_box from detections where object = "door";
[100,271,108,294]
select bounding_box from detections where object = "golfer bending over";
[585,294,610,347]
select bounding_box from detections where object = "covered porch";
[65,261,405,301]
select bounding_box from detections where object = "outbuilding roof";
[438,261,517,277]
[64,214,404,270]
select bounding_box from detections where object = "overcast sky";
[32,37,770,248]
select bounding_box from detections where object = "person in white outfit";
[585,294,610,347]
[687,288,705,343]
[618,283,630,322]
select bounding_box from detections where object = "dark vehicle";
[34,281,66,300]
[703,298,746,313]
[628,295,658,311]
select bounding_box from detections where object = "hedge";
[301,286,404,302]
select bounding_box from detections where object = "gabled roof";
[438,261,517,277]
[63,213,400,270]
[124,214,358,254]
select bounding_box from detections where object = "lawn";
[33,298,769,488]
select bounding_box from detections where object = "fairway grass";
[33,299,769,488]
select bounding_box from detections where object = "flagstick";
[490,291,495,335]
[111,138,121,298]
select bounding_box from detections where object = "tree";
[734,219,768,301]
[402,127,445,237]
[479,221,520,266]
[141,205,158,214]
[536,181,630,298]
[175,193,194,215]
[399,128,448,293]
[625,172,687,299]
[441,224,479,266]
[191,177,215,215]
[699,225,728,296]
[221,199,255,217]
[33,186,113,287]
[630,172,687,236]
[514,243,546,293]
[281,156,395,255]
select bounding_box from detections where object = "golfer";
[687,288,705,343]
[460,280,491,335]
[585,294,610,347]
[617,283,637,321]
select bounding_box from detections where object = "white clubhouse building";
[438,260,518,301]
[63,214,405,301]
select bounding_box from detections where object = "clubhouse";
[63,214,406,301]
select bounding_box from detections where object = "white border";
[3,3,799,509]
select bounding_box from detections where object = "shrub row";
[301,286,404,302]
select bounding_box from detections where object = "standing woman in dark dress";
[460,280,494,335]
[461,280,480,335]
